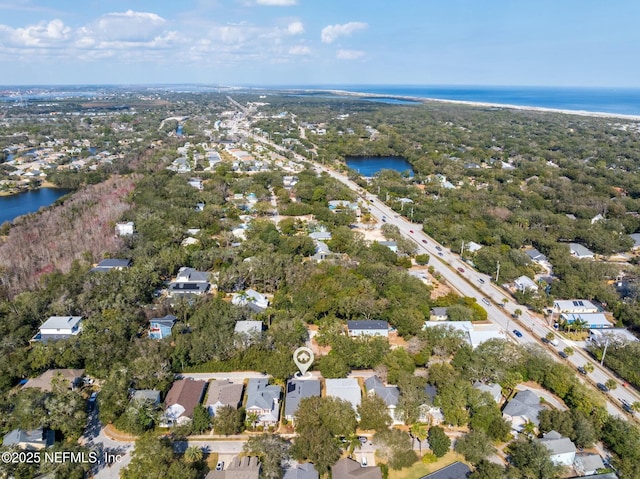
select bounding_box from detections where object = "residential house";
[312,240,334,262]
[328,200,360,216]
[553,300,599,315]
[538,430,577,466]
[168,267,211,298]
[231,289,269,313]
[115,221,135,236]
[560,313,613,329]
[514,275,538,293]
[473,382,502,403]
[283,463,319,479]
[569,243,595,259]
[3,428,54,450]
[420,384,444,425]
[245,378,281,426]
[332,458,382,479]
[309,231,332,241]
[347,320,389,337]
[188,178,203,190]
[524,248,548,264]
[574,454,606,476]
[90,258,132,273]
[364,376,401,424]
[325,378,361,412]
[32,316,83,342]
[467,325,506,349]
[164,378,207,425]
[23,369,85,392]
[502,389,544,432]
[419,462,471,479]
[430,307,449,321]
[205,380,243,416]
[132,389,161,406]
[234,321,264,345]
[206,456,261,479]
[149,314,177,340]
[284,379,321,422]
[466,241,483,253]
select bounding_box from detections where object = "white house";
[347,320,389,337]
[115,221,135,236]
[514,275,538,293]
[553,300,599,314]
[538,430,576,466]
[560,313,613,329]
[574,454,606,476]
[245,378,281,426]
[232,289,269,313]
[365,376,402,424]
[325,378,361,412]
[569,243,595,259]
[33,316,83,342]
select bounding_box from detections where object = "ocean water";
[279,85,640,117]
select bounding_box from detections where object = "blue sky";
[0,0,638,87]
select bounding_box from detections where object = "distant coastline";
[274,85,640,121]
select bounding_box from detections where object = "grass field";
[387,451,467,479]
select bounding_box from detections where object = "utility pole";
[495,261,501,284]
[601,336,610,366]
[410,207,414,221]
[460,240,465,258]
[386,192,389,202]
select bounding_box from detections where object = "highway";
[245,124,640,420]
[307,158,640,420]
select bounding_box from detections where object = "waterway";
[345,156,414,177]
[0,188,71,224]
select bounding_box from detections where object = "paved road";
[282,151,640,421]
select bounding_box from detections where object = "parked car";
[541,337,550,344]
[481,298,491,306]
[597,383,609,392]
[622,401,634,414]
[358,436,367,445]
[438,252,444,257]
[513,330,523,338]
[558,350,569,359]
[577,366,587,375]
[435,246,442,251]
[216,461,224,471]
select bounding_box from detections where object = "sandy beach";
[310,88,640,122]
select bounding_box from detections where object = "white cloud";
[0,19,71,47]
[336,49,365,60]
[287,21,304,35]
[256,0,297,5]
[92,10,167,43]
[289,45,310,55]
[321,21,367,44]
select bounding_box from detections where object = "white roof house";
[115,221,135,236]
[514,275,538,292]
[325,378,361,412]
[538,430,577,466]
[231,289,269,312]
[629,233,640,250]
[553,300,599,314]
[34,316,83,342]
[569,243,595,259]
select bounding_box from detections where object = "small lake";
[0,188,71,224]
[345,156,414,177]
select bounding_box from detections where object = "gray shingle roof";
[364,376,399,407]
[502,390,544,425]
[347,320,388,331]
[419,462,471,479]
[284,379,321,418]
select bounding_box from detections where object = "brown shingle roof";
[332,458,382,479]
[205,380,243,410]
[165,379,207,418]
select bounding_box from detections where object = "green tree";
[605,379,618,391]
[244,434,290,479]
[191,404,212,434]
[469,460,507,479]
[183,446,203,464]
[506,437,563,479]
[374,428,418,470]
[212,406,245,435]
[358,394,392,431]
[455,430,496,465]
[121,433,199,479]
[427,426,451,457]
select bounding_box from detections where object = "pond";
[345,156,414,177]
[0,188,71,224]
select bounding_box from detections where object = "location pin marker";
[293,346,314,377]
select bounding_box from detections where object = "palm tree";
[632,401,640,413]
[410,423,429,454]
[563,347,574,356]
[584,363,594,373]
[513,308,523,318]
[184,446,203,463]
[245,411,260,430]
[345,433,362,458]
[605,379,618,391]
[522,420,537,438]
